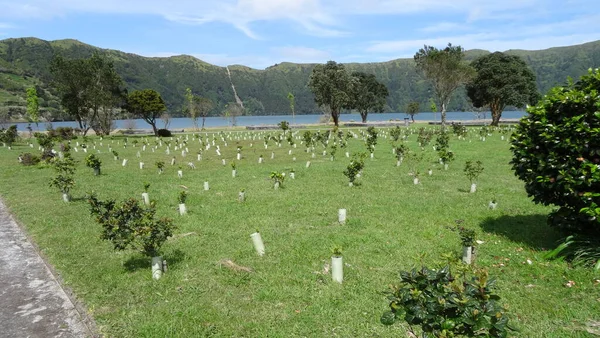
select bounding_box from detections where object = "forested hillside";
[1,37,600,121]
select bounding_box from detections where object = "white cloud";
[0,0,557,39]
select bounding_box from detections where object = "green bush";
[382,266,514,337]
[88,194,176,257]
[47,127,78,140]
[85,154,102,170]
[19,153,40,166]
[510,69,600,235]
[157,129,172,137]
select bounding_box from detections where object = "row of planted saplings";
[90,187,353,282]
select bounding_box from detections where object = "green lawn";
[1,125,599,337]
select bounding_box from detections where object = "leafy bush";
[88,194,176,257]
[382,266,514,337]
[343,154,366,185]
[49,155,76,195]
[270,171,285,188]
[451,122,467,138]
[0,125,18,146]
[417,127,434,148]
[156,161,165,173]
[85,154,102,169]
[34,132,54,150]
[47,127,78,140]
[19,153,40,166]
[157,129,172,137]
[178,191,187,204]
[365,126,378,153]
[510,69,600,236]
[390,126,402,142]
[436,132,455,165]
[464,161,484,183]
[278,120,290,131]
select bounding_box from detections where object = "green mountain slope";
[1,37,600,121]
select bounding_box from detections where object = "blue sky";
[0,0,598,69]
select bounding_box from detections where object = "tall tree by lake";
[466,52,540,126]
[414,44,475,130]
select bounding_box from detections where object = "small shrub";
[270,171,285,188]
[343,154,366,185]
[0,125,18,146]
[390,126,402,142]
[49,156,76,195]
[157,129,172,137]
[85,154,102,170]
[178,191,187,204]
[451,122,467,138]
[47,127,77,140]
[382,266,514,337]
[19,153,40,166]
[156,161,165,173]
[143,183,150,192]
[464,160,484,183]
[88,194,176,257]
[365,126,378,153]
[417,127,434,148]
[34,132,54,150]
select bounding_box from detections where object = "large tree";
[350,72,389,123]
[307,61,353,127]
[466,52,539,126]
[185,88,214,130]
[125,89,166,135]
[222,102,244,127]
[50,53,124,135]
[414,44,475,129]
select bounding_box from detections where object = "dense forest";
[1,37,600,121]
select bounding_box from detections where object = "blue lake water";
[8,111,526,131]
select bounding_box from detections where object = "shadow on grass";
[123,249,186,272]
[479,214,562,250]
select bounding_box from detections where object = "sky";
[0,0,598,69]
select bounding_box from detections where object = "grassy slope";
[0,126,599,337]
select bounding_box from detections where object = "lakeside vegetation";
[1,37,599,122]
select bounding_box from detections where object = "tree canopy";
[307,61,353,127]
[125,89,166,135]
[414,43,475,129]
[406,101,420,122]
[350,72,389,123]
[466,52,540,126]
[50,52,125,135]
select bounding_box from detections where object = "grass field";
[1,125,599,337]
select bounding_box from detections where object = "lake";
[8,111,526,131]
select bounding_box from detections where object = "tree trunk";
[201,116,206,130]
[411,115,415,122]
[332,111,340,127]
[440,102,447,131]
[360,112,367,123]
[151,123,158,136]
[490,100,503,127]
